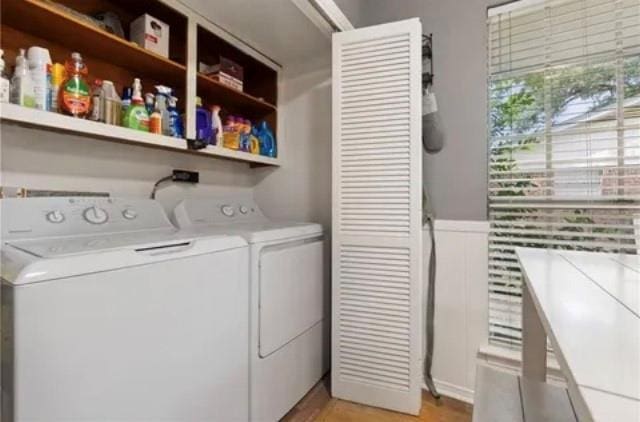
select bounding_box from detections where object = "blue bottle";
[258,121,277,157]
[195,96,213,144]
[167,95,183,138]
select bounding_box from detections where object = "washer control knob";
[239,205,249,214]
[221,205,235,217]
[122,209,138,220]
[83,206,109,225]
[46,210,65,224]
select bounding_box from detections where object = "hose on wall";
[422,33,442,400]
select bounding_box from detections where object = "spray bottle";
[123,78,149,132]
[167,96,183,138]
[155,85,172,136]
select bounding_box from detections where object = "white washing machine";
[1,197,250,422]
[173,197,329,422]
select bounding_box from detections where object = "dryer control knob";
[221,205,235,217]
[83,206,109,225]
[239,205,249,214]
[46,210,65,224]
[122,209,138,220]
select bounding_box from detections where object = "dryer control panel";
[1,197,174,240]
[173,198,268,227]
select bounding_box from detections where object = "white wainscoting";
[423,220,489,404]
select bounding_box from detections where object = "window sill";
[477,344,567,386]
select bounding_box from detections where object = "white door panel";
[259,239,325,357]
[332,18,423,415]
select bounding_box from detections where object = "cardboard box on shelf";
[199,57,244,92]
[130,14,169,58]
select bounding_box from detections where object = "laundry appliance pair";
[1,195,327,422]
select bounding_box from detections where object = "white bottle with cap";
[10,49,36,108]
[0,49,10,103]
[27,46,52,111]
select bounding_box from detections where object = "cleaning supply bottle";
[59,52,90,118]
[49,63,65,112]
[258,121,277,157]
[144,92,155,115]
[149,97,162,134]
[155,85,172,136]
[167,95,183,138]
[26,46,52,111]
[121,86,132,118]
[123,78,149,132]
[89,79,104,122]
[223,116,240,150]
[239,119,251,152]
[248,121,260,154]
[0,49,10,103]
[10,49,36,108]
[102,80,121,126]
[210,105,223,146]
[195,96,212,144]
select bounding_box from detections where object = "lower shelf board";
[0,103,280,167]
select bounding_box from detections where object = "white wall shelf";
[0,104,280,167]
[0,0,281,168]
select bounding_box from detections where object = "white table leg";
[522,281,547,381]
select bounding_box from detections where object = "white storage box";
[130,14,169,58]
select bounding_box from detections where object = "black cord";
[150,175,173,199]
[422,33,434,90]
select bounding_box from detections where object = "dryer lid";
[180,221,323,244]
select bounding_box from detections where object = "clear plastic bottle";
[155,85,172,136]
[102,80,121,126]
[210,105,223,146]
[89,79,104,122]
[10,49,36,108]
[0,49,10,103]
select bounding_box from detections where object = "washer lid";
[6,229,231,258]
[2,230,247,286]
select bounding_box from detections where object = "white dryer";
[1,197,249,422]
[173,197,329,422]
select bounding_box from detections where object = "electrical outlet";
[172,170,199,184]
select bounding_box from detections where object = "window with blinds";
[487,0,640,348]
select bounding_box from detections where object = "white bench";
[472,364,577,422]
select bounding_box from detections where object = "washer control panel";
[2,197,173,240]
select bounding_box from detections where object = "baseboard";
[423,380,474,405]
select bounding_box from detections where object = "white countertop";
[517,248,640,421]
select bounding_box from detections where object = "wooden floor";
[282,378,473,422]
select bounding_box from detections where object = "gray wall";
[336,0,496,221]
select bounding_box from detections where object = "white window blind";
[488,0,640,348]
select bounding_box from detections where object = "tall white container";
[27,46,52,111]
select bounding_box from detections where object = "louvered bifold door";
[331,18,423,415]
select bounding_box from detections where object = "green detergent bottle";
[122,78,149,132]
